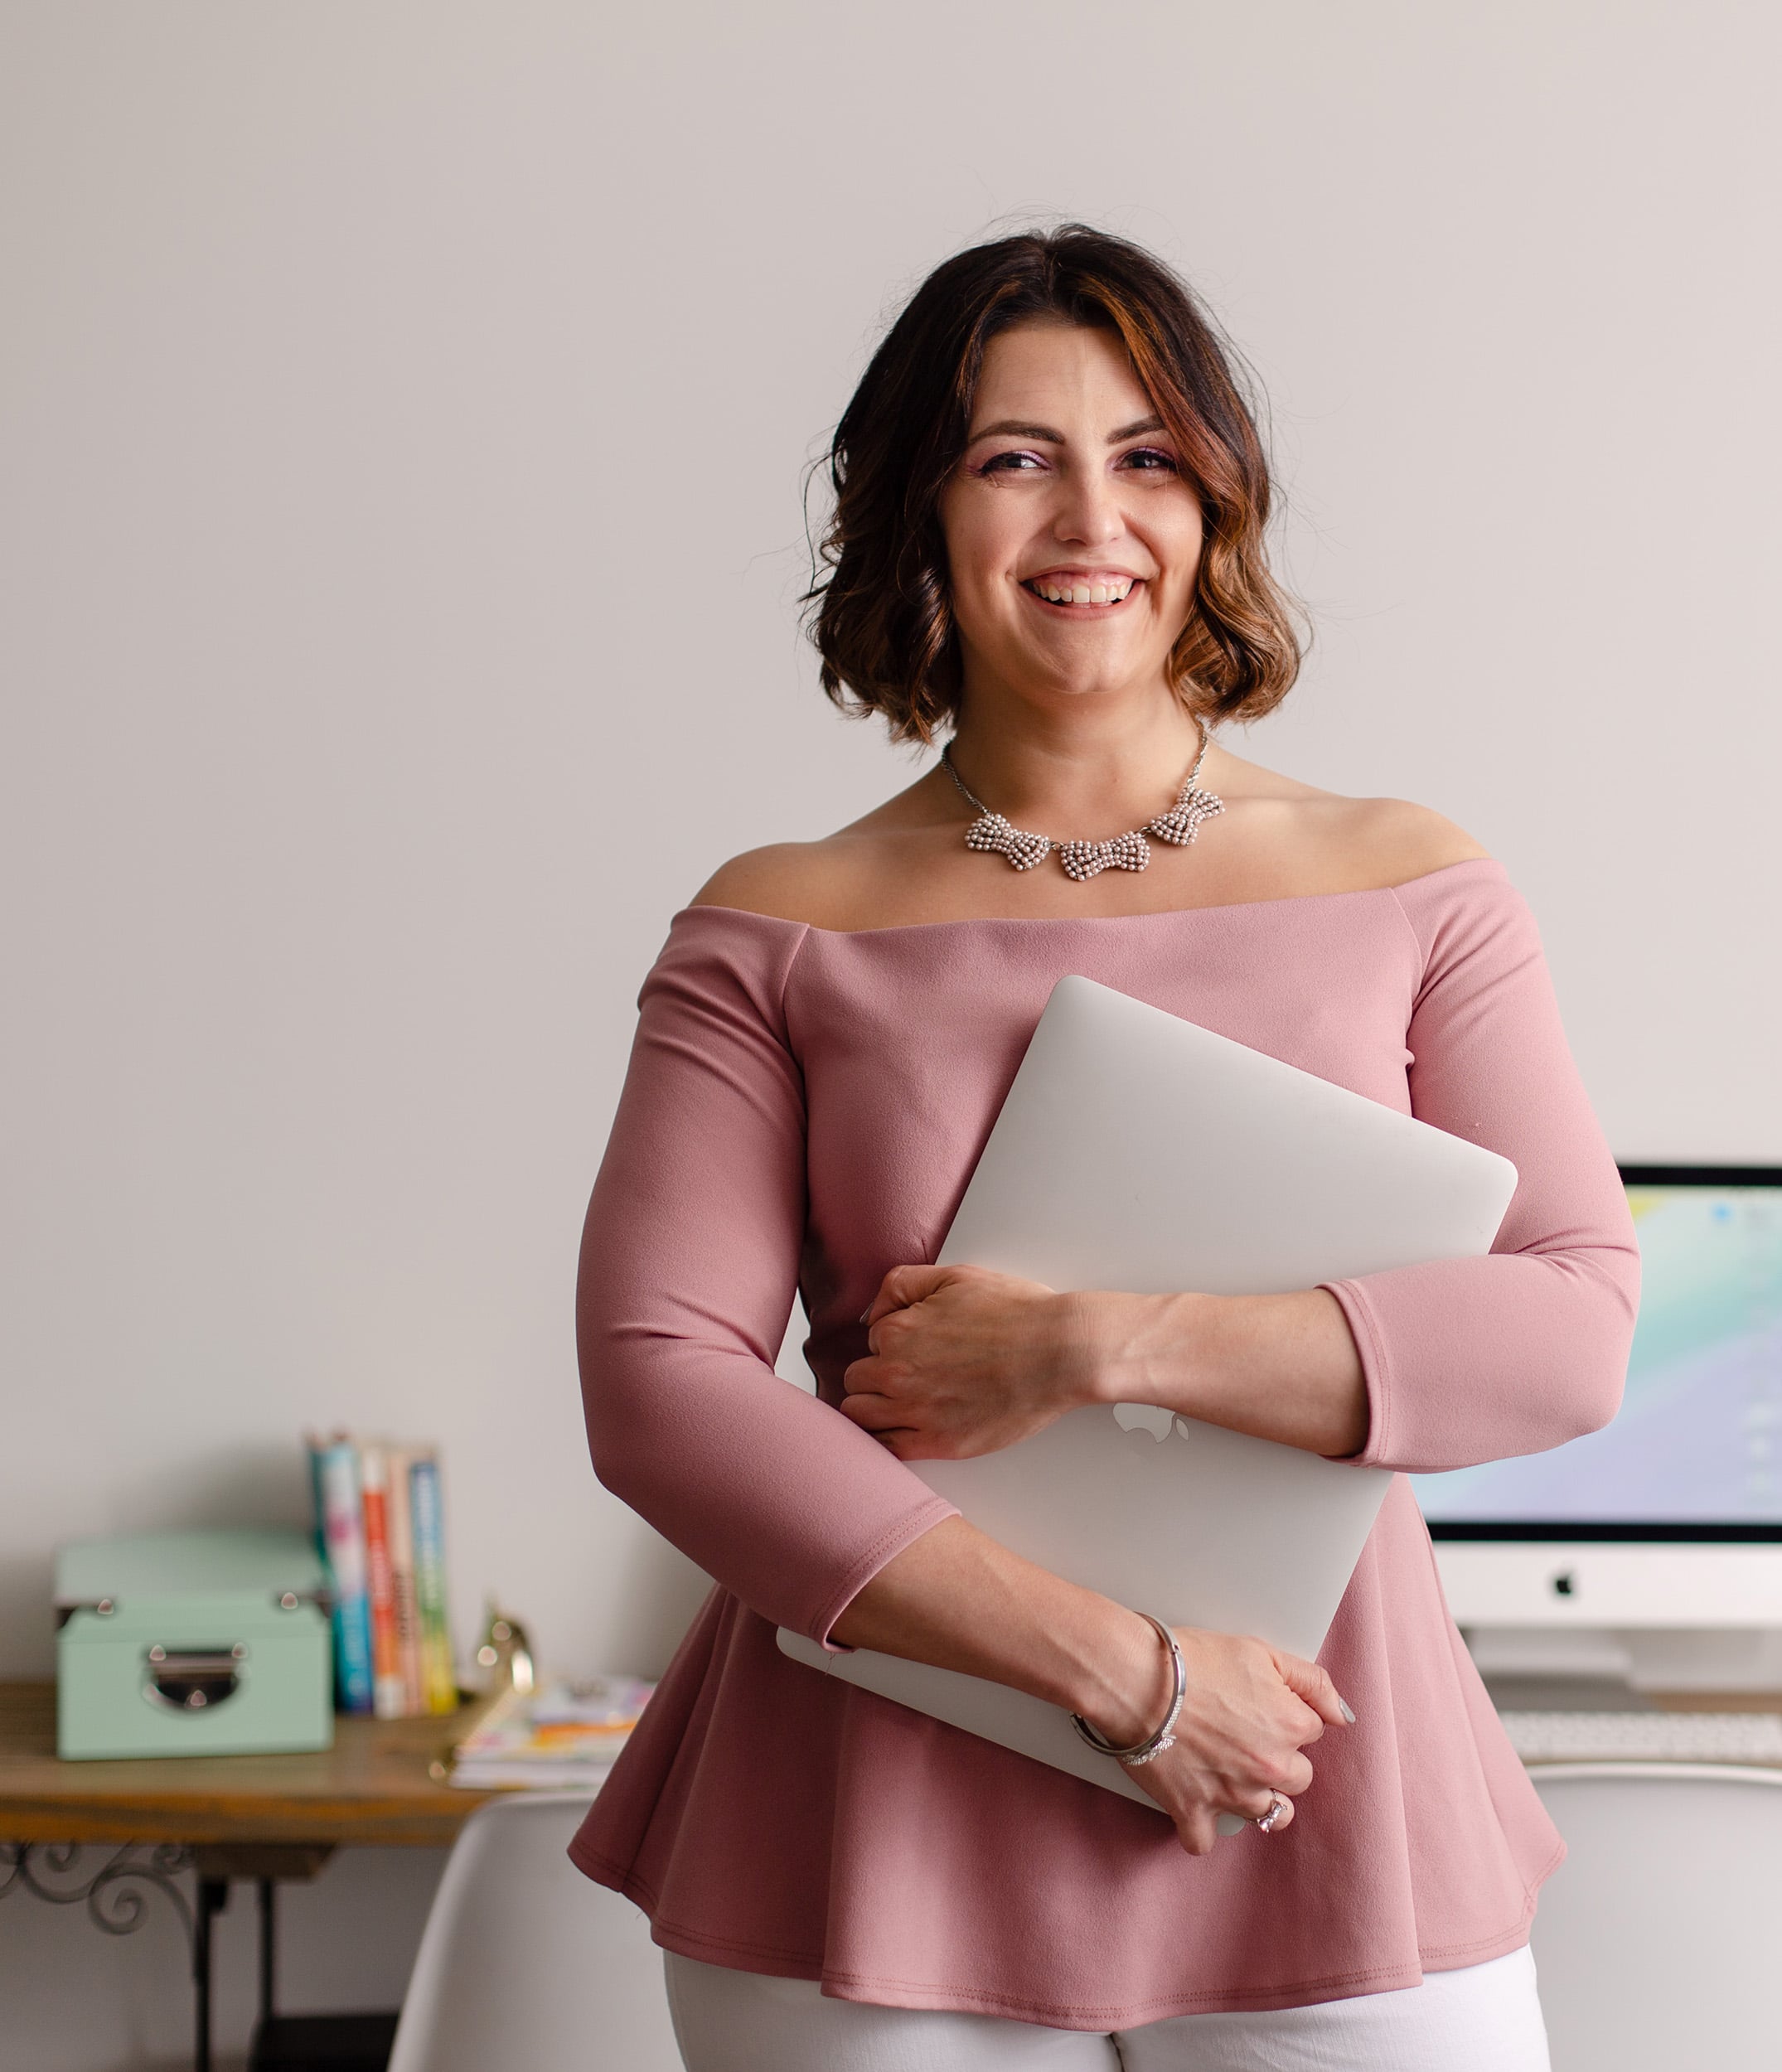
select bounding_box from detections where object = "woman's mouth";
[1019,574,1141,611]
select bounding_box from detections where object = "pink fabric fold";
[569,859,1639,2027]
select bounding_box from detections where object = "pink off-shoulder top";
[568,859,1639,2028]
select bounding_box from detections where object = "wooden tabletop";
[8,1675,1776,1852]
[0,1682,494,1847]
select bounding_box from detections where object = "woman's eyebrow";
[967,419,1063,444]
[965,414,1167,445]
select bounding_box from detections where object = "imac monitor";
[1417,1167,1782,1676]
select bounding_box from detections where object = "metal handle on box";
[140,1645,246,1712]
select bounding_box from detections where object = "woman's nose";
[1052,469,1124,548]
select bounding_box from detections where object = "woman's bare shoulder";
[1213,748,1489,892]
[689,830,907,929]
[1334,795,1492,884]
[687,770,950,927]
[690,845,826,924]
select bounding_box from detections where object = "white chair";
[1528,1763,1782,2072]
[387,1790,682,2071]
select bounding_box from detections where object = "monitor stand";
[1465,1624,1782,1706]
[1479,1672,1659,1712]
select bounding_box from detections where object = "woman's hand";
[843,1263,1093,1459]
[845,1271,1371,1464]
[1085,1616,1353,1856]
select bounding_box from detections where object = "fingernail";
[1339,1699,1357,1724]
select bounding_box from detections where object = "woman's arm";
[830,1511,1353,1855]
[1089,1287,1368,1455]
[577,912,961,1645]
[1323,869,1639,1472]
[847,1268,1368,1460]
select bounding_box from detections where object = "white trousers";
[664,1944,1551,2072]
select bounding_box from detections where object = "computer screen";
[1416,1167,1782,1540]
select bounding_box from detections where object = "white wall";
[3,2,1778,2062]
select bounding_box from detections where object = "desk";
[0,1681,494,2072]
[9,1680,1778,2069]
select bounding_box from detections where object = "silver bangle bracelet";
[1069,1612,1186,1767]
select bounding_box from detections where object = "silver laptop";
[780,975,1518,1818]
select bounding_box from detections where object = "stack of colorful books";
[307,1433,458,1718]
[449,1675,655,1789]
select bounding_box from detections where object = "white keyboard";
[1501,1710,1782,1765]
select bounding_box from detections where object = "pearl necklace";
[940,720,1224,883]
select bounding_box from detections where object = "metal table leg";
[192,1875,230,2072]
[0,1841,395,2071]
[259,1878,277,2031]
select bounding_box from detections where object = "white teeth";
[1031,577,1134,604]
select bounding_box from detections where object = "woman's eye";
[1120,447,1179,472]
[979,450,1044,474]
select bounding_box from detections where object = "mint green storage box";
[56,1529,333,1760]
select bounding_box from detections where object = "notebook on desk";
[779,975,1519,1817]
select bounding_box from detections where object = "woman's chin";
[959,613,1179,698]
[1007,648,1176,706]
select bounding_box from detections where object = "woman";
[571,227,1639,2070]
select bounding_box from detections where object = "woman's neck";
[944,684,1211,835]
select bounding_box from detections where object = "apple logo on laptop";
[1112,1403,1177,1442]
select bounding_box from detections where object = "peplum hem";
[568,1822,1557,2028]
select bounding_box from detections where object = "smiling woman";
[569,225,1634,2071]
[808,228,1301,745]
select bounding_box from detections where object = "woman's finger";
[840,1391,912,1433]
[1276,1750,1315,1796]
[863,1263,952,1326]
[1244,1788,1295,1835]
[840,1353,903,1398]
[1174,1807,1221,1857]
[1270,1649,1355,1731]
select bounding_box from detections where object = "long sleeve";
[576,908,957,1644]
[1322,870,1640,1474]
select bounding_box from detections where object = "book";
[308,1435,375,1715]
[385,1445,424,1716]
[358,1444,406,1721]
[449,1676,654,1790]
[306,1430,458,1716]
[409,1453,458,1715]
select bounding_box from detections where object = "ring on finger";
[1254,1791,1290,1835]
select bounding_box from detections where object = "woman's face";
[937,320,1203,709]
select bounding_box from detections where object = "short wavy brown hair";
[806,225,1303,744]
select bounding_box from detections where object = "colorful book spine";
[409,1453,458,1715]
[385,1445,424,1716]
[310,1436,375,1715]
[359,1443,407,1721]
